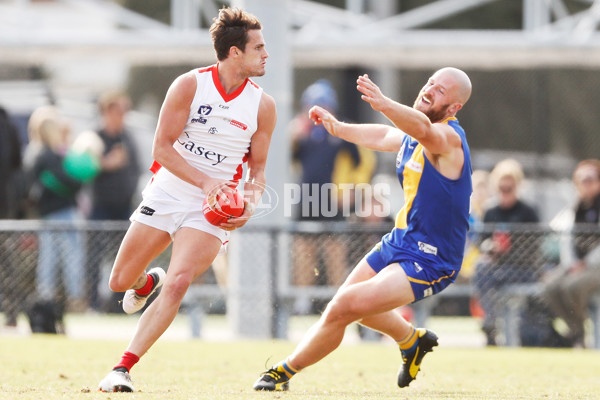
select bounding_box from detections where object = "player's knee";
[108,261,144,292]
[161,273,192,303]
[322,297,358,326]
[108,273,131,292]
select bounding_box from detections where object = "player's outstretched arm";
[308,105,404,152]
[357,74,460,156]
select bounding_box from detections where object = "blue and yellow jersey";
[385,118,472,271]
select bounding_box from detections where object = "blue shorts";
[365,241,457,302]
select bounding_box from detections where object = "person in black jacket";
[86,91,140,311]
[0,106,23,219]
[0,106,25,327]
[472,159,540,346]
[543,159,600,347]
[90,91,140,220]
[289,80,360,314]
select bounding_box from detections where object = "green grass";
[1,329,598,400]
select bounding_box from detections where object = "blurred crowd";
[0,90,140,326]
[466,158,600,348]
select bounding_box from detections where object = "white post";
[227,0,293,338]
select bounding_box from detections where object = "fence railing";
[1,220,598,347]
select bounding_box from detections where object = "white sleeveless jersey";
[150,64,263,202]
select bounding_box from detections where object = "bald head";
[414,67,472,122]
[433,67,472,106]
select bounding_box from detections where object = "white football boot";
[98,370,134,392]
[122,267,166,314]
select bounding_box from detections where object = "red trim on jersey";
[150,160,162,174]
[232,153,249,184]
[212,63,249,103]
[247,78,260,89]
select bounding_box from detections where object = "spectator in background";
[0,106,24,327]
[459,169,491,282]
[543,159,600,348]
[470,169,492,225]
[472,159,540,346]
[4,105,58,328]
[23,106,56,177]
[0,106,24,219]
[91,90,140,220]
[87,91,140,311]
[26,106,88,312]
[289,79,364,314]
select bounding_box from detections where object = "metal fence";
[0,220,167,323]
[0,220,598,347]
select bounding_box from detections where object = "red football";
[202,190,244,226]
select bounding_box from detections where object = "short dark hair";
[210,7,262,61]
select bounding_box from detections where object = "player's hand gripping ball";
[202,190,244,226]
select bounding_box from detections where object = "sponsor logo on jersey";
[418,241,438,256]
[177,133,228,166]
[230,119,248,130]
[208,127,218,134]
[406,159,423,173]
[140,206,155,216]
[413,262,423,273]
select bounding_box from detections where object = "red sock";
[135,274,154,296]
[113,351,140,372]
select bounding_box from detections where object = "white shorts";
[130,182,230,246]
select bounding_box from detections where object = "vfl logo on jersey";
[396,144,405,168]
[191,104,213,124]
[418,241,438,256]
[198,104,212,115]
[230,119,248,130]
[396,141,417,168]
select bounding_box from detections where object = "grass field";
[1,316,599,400]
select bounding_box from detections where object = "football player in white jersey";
[98,7,276,392]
